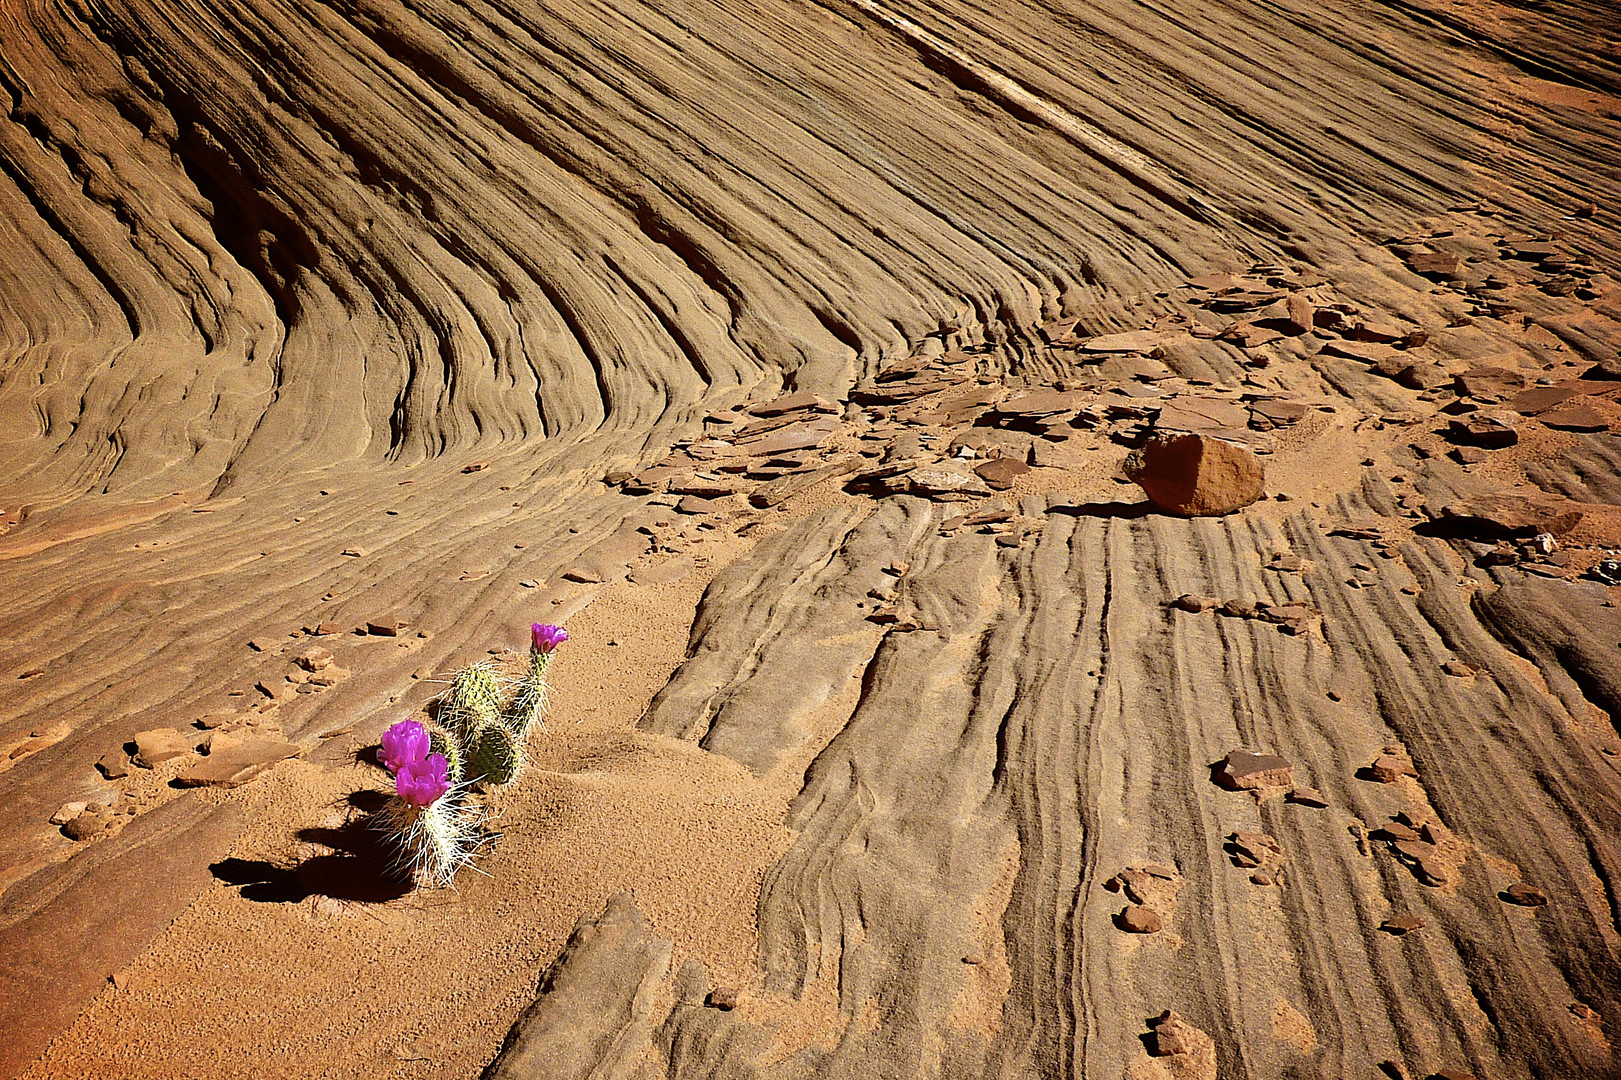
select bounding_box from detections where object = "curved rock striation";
[2,0,1620,1074]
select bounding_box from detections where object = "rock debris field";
[1,0,1620,1075]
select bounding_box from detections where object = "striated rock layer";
[2,0,1620,1075]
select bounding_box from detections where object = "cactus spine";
[374,781,485,888]
[427,725,463,784]
[467,723,521,786]
[441,663,501,741]
[501,650,551,740]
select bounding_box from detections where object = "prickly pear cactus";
[467,723,521,786]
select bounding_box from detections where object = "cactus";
[373,782,486,888]
[467,723,521,786]
[368,624,568,888]
[501,650,551,739]
[440,663,501,740]
[427,725,463,784]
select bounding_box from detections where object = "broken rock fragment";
[132,728,196,769]
[1501,882,1549,907]
[1214,749,1293,791]
[1124,434,1264,517]
[1145,1010,1217,1080]
[1117,906,1165,934]
[1366,754,1417,784]
[1438,493,1585,537]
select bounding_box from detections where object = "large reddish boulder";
[1124,434,1265,516]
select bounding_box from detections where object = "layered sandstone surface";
[2,0,1620,1076]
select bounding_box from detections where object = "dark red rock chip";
[1214,749,1293,790]
[1501,883,1548,907]
[1381,915,1425,935]
[973,458,1030,490]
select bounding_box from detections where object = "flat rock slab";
[735,418,840,456]
[1539,403,1608,431]
[173,739,303,788]
[1079,330,1163,353]
[484,892,673,1080]
[0,795,246,1079]
[132,728,197,769]
[1440,493,1586,537]
[1215,749,1293,790]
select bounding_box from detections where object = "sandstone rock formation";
[1124,434,1265,516]
[1,0,1619,1075]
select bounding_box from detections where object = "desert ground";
[1,0,1619,1076]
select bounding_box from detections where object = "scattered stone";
[1227,831,1283,868]
[1248,399,1309,430]
[132,728,196,769]
[1373,824,1424,851]
[907,467,992,500]
[675,495,728,515]
[341,547,367,558]
[1171,594,1222,613]
[247,638,279,653]
[1146,1010,1217,1078]
[1117,906,1165,934]
[174,738,303,788]
[1392,841,1447,886]
[1409,250,1462,278]
[1439,493,1585,537]
[1381,915,1425,935]
[50,801,87,826]
[1366,754,1417,783]
[256,678,299,703]
[1571,1003,1599,1020]
[1441,659,1473,678]
[462,460,492,473]
[295,647,335,671]
[1124,434,1265,517]
[1539,403,1608,431]
[1350,320,1406,344]
[749,392,836,417]
[1448,410,1520,448]
[95,752,131,780]
[736,418,840,457]
[1286,787,1328,808]
[995,390,1087,419]
[313,621,343,636]
[705,986,740,1010]
[1455,366,1527,399]
[366,618,402,637]
[309,666,349,688]
[62,812,109,841]
[1214,749,1293,791]
[1502,883,1549,907]
[973,458,1029,490]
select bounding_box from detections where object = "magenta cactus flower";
[379,719,430,773]
[395,753,451,806]
[531,623,569,654]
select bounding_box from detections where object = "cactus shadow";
[210,808,414,904]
